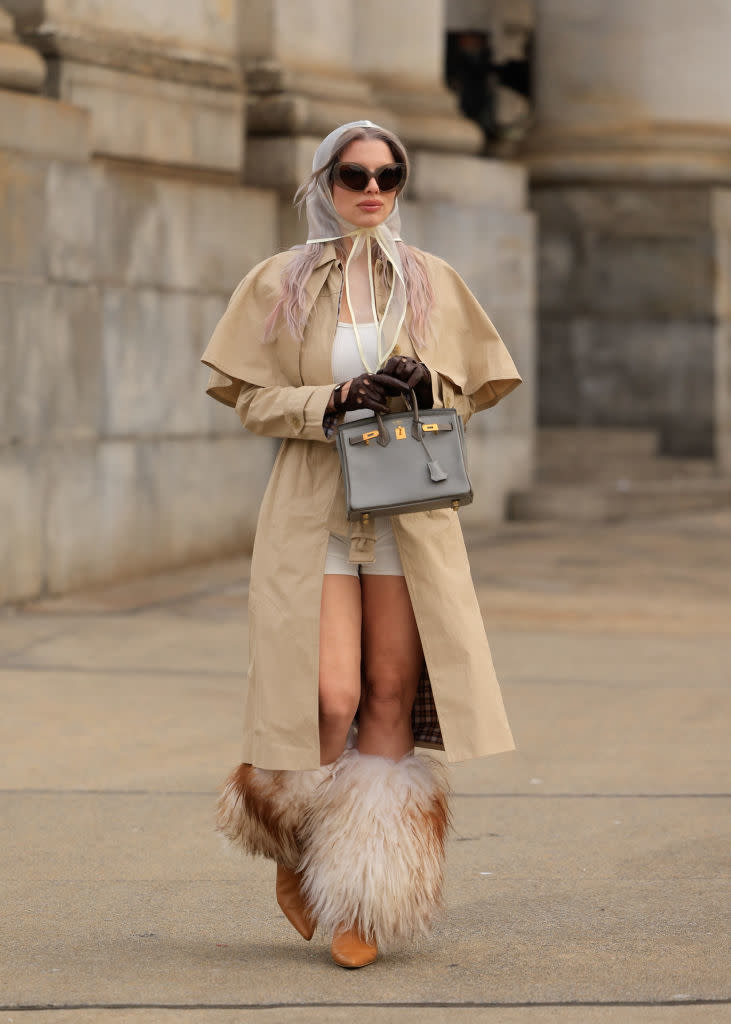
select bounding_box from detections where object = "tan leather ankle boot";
[330,926,378,968]
[276,863,316,940]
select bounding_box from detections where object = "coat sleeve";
[432,372,476,425]
[235,382,335,442]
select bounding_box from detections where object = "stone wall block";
[538,230,715,318]
[711,189,731,232]
[0,282,102,444]
[51,61,244,171]
[188,183,278,292]
[0,151,46,275]
[398,200,426,250]
[712,189,731,320]
[533,187,712,238]
[539,318,715,455]
[245,136,318,192]
[144,437,271,565]
[0,90,89,161]
[6,0,241,60]
[95,173,191,290]
[101,287,235,438]
[44,437,271,594]
[715,229,731,322]
[278,196,308,250]
[45,160,98,282]
[96,170,277,292]
[409,152,527,210]
[717,323,731,473]
[0,446,45,603]
[44,439,149,594]
[460,433,534,525]
[435,203,529,306]
[273,0,354,73]
[417,203,535,310]
[478,305,535,436]
[0,152,101,281]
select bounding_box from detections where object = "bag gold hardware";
[451,500,460,511]
[361,429,379,445]
[422,423,439,432]
[395,425,406,440]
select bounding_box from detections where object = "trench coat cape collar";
[201,243,521,770]
[202,242,521,412]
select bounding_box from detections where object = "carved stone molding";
[5,1,241,89]
[2,1,245,169]
[0,5,45,92]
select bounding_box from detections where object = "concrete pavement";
[1,511,729,1023]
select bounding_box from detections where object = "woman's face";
[330,138,400,230]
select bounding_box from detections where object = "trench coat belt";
[347,516,376,563]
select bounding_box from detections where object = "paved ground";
[1,511,729,1024]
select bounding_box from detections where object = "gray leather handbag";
[335,391,473,523]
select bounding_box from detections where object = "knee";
[319,684,359,731]
[362,664,412,716]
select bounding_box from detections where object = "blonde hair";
[264,124,434,350]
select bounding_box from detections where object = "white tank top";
[332,322,379,423]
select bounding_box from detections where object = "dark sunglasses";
[331,161,407,193]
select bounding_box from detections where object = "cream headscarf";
[305,120,408,373]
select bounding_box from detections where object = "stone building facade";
[524,0,731,466]
[0,0,535,603]
[5,0,729,603]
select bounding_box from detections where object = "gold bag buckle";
[422,423,439,432]
[361,429,379,445]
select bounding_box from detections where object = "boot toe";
[276,864,316,941]
[330,927,378,968]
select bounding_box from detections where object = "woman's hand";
[330,373,394,415]
[379,355,433,409]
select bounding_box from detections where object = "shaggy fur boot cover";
[298,749,450,948]
[216,763,330,871]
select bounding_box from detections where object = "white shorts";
[324,520,404,577]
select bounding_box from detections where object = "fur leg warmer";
[216,763,330,871]
[298,749,450,948]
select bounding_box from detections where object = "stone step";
[536,427,715,484]
[508,478,731,523]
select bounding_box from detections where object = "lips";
[358,202,383,211]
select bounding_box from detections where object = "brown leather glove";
[379,355,434,408]
[331,372,404,415]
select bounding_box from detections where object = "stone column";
[5,0,245,172]
[527,0,731,183]
[524,0,731,465]
[353,0,482,153]
[241,0,392,204]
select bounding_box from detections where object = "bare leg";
[358,575,423,761]
[318,574,362,765]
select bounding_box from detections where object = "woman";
[202,120,521,968]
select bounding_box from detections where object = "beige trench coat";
[202,243,522,770]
